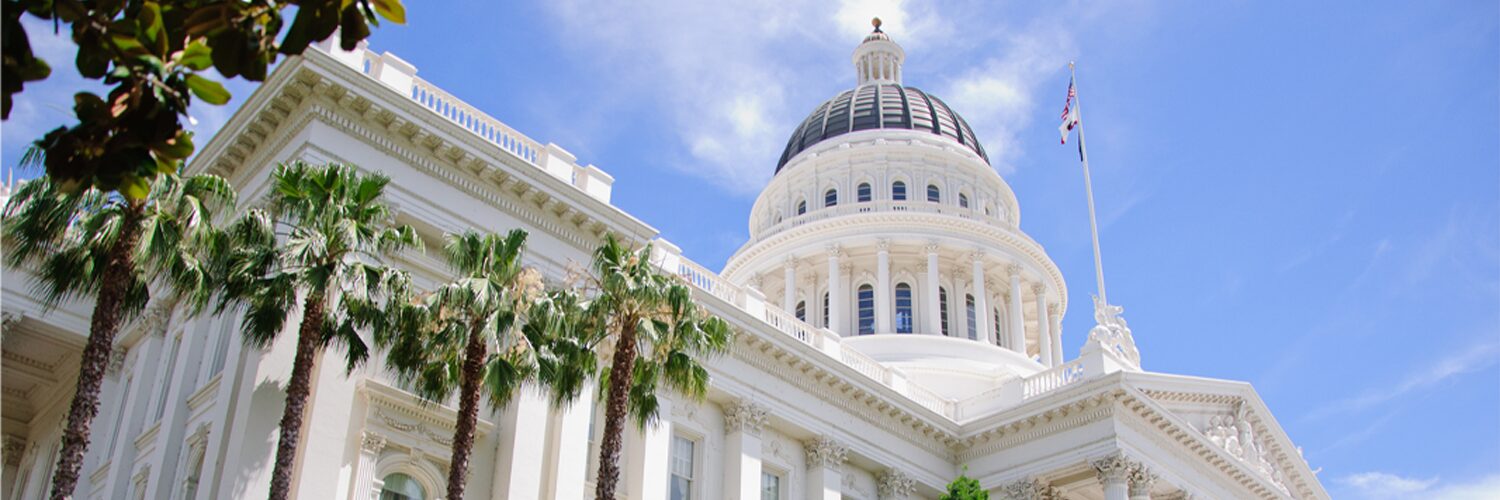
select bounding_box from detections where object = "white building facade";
[1,25,1328,500]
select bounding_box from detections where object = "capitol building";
[1,23,1328,500]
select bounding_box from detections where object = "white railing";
[677,258,742,306]
[839,344,892,385]
[905,383,957,417]
[752,199,1007,244]
[762,303,814,344]
[1022,357,1087,400]
[409,79,543,164]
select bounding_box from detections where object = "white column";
[804,437,846,500]
[552,384,595,500]
[1035,283,1053,367]
[1049,304,1065,365]
[1130,466,1157,500]
[1007,264,1026,355]
[925,244,942,335]
[783,256,797,313]
[1093,454,1135,500]
[972,253,991,344]
[875,240,892,333]
[624,400,672,500]
[493,390,550,499]
[348,431,386,500]
[722,401,768,500]
[827,245,844,334]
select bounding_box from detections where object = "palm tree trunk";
[268,295,325,500]
[446,323,488,499]
[48,204,144,500]
[594,320,638,500]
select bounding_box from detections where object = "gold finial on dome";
[872,17,883,32]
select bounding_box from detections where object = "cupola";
[852,18,905,86]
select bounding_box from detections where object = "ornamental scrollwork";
[876,468,915,499]
[803,436,847,469]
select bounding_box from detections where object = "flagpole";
[1071,61,1108,308]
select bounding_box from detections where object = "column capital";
[107,347,127,376]
[877,238,891,251]
[143,302,175,336]
[1000,477,1061,500]
[876,468,916,499]
[1047,303,1060,316]
[723,400,769,436]
[2,435,25,467]
[924,242,941,254]
[1031,282,1047,296]
[970,249,987,262]
[361,430,388,454]
[1092,453,1138,484]
[803,436,848,470]
[785,254,799,266]
[825,243,842,256]
[1129,466,1158,497]
[1006,263,1023,279]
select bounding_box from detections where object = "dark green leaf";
[180,41,212,71]
[184,74,230,105]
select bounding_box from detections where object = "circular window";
[380,473,426,500]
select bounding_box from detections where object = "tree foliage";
[1,0,405,197]
[940,469,989,500]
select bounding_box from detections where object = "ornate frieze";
[1204,401,1289,494]
[723,400,769,436]
[876,468,916,499]
[803,436,848,469]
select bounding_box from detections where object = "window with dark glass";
[857,183,872,202]
[939,287,950,336]
[959,193,970,208]
[796,200,807,215]
[966,294,977,340]
[822,292,830,327]
[994,308,1004,347]
[824,189,838,207]
[895,283,913,333]
[795,300,806,321]
[380,473,426,500]
[857,285,875,334]
[928,184,941,203]
[892,181,907,201]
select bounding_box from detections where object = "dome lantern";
[853,17,905,86]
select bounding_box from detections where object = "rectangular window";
[966,295,977,340]
[761,471,782,500]
[939,288,950,336]
[670,435,695,500]
[894,284,913,333]
[857,285,875,335]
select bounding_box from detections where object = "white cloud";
[940,21,1075,175]
[1306,339,1500,421]
[1338,472,1500,500]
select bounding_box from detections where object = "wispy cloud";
[1337,472,1500,500]
[1305,339,1500,421]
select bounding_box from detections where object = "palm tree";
[375,229,563,499]
[2,170,235,500]
[214,161,418,500]
[587,234,733,500]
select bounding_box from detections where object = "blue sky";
[4,1,1497,497]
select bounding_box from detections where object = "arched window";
[822,292,830,327]
[857,183,872,202]
[927,184,942,203]
[966,294,977,340]
[959,193,970,208]
[895,283,914,333]
[824,189,838,207]
[939,287,950,336]
[796,200,807,215]
[892,181,907,201]
[857,285,875,334]
[795,300,806,322]
[380,473,427,500]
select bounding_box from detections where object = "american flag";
[1059,76,1080,144]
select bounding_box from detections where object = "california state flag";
[1059,76,1079,144]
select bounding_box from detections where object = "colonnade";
[771,240,1066,367]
